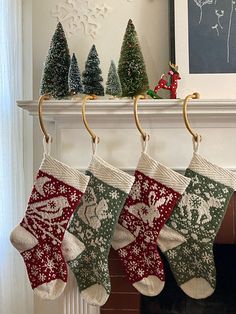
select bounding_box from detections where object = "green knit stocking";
[158,153,236,299]
[63,155,134,306]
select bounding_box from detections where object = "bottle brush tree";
[40,22,70,99]
[118,19,149,97]
[82,45,104,96]
[106,60,122,97]
[69,53,83,95]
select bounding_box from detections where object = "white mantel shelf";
[18,98,236,128]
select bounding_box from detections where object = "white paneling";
[20,98,236,173]
[58,127,236,171]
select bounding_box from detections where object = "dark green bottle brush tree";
[69,53,83,95]
[40,22,70,99]
[82,45,104,96]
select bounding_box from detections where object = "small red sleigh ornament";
[154,62,181,99]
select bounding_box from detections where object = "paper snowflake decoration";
[52,0,111,38]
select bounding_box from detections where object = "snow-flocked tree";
[82,45,104,96]
[69,53,83,95]
[40,22,70,99]
[106,60,122,97]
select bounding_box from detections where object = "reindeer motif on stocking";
[154,62,181,99]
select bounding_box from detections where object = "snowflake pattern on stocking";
[20,170,83,289]
[165,168,233,287]
[68,171,127,293]
[117,170,181,284]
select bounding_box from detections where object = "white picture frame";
[171,0,236,99]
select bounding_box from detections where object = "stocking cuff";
[40,154,90,192]
[88,155,135,194]
[137,153,190,194]
[189,153,236,190]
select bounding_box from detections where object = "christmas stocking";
[112,152,190,296]
[64,155,134,306]
[157,152,236,299]
[10,140,89,299]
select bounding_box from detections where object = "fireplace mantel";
[18,98,236,128]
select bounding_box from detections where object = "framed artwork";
[169,0,236,99]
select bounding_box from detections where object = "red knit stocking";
[112,152,190,296]
[10,151,89,299]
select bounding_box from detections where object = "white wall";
[31,0,170,99]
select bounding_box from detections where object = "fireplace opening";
[140,245,236,314]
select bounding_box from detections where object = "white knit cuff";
[88,155,135,194]
[189,153,236,190]
[137,152,159,175]
[137,152,190,194]
[40,154,90,193]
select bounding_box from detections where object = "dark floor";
[141,245,236,314]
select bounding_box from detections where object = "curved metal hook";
[38,94,51,143]
[134,95,150,142]
[82,95,100,143]
[183,92,202,142]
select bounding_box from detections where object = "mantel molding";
[18,98,236,128]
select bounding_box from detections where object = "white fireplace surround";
[19,98,236,171]
[19,98,236,314]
